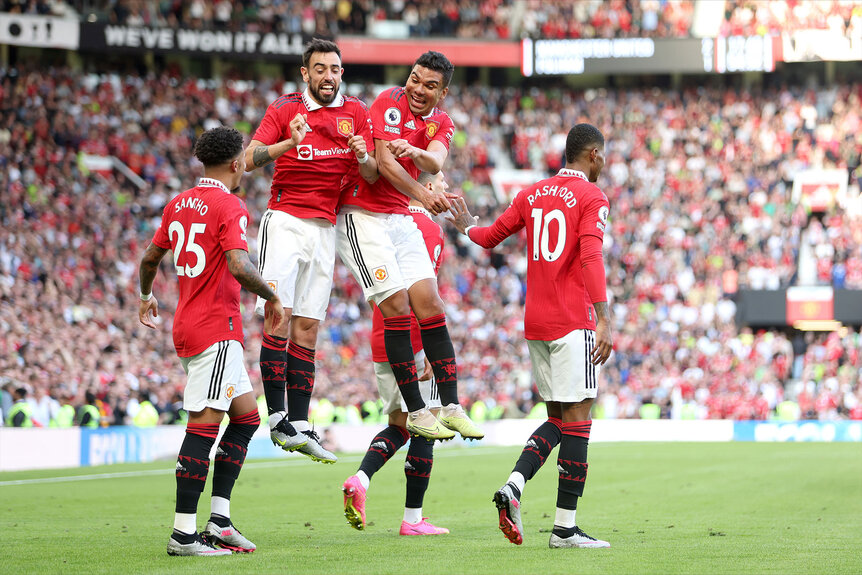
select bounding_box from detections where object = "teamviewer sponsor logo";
[297,144,313,160]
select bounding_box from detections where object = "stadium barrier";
[2,419,860,472]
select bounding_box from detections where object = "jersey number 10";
[530,208,566,262]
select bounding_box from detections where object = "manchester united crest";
[337,117,354,137]
[425,121,439,138]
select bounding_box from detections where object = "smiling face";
[404,65,448,116]
[301,51,343,106]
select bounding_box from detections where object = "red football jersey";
[468,169,610,340]
[253,90,374,224]
[151,178,250,357]
[342,87,454,215]
[370,207,445,362]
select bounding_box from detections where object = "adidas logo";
[216,447,227,456]
[404,461,416,471]
[370,441,388,452]
[525,439,538,449]
[404,120,416,129]
[176,462,187,472]
[557,464,566,474]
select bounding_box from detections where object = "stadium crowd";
[11,1,854,40]
[0,64,860,428]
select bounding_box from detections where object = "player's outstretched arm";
[225,249,285,330]
[447,196,521,249]
[244,113,312,172]
[138,242,168,329]
[445,196,479,234]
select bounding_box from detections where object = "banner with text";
[78,22,307,60]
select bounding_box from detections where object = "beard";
[310,81,338,105]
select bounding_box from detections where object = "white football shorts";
[180,340,253,413]
[255,209,335,321]
[373,350,441,415]
[336,208,435,304]
[527,329,601,403]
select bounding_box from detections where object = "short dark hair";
[15,387,27,398]
[303,38,341,68]
[565,123,604,164]
[193,126,243,167]
[413,51,454,87]
[417,171,436,186]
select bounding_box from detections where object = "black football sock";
[556,420,591,511]
[513,417,563,480]
[286,341,315,422]
[418,314,459,406]
[212,409,259,503]
[405,435,434,509]
[176,423,218,515]
[384,315,425,412]
[358,424,410,480]
[260,333,287,415]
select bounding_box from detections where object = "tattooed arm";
[226,249,285,330]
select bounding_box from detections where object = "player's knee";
[389,411,408,428]
[378,290,410,317]
[291,317,320,347]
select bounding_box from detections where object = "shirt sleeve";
[467,196,525,249]
[370,90,403,142]
[431,113,455,150]
[580,234,607,303]
[151,204,171,249]
[219,197,250,253]
[578,188,610,240]
[252,103,286,146]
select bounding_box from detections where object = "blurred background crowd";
[1,0,861,428]
[5,0,862,39]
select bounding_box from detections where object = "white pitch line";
[0,445,512,487]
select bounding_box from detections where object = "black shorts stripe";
[587,331,596,389]
[346,214,374,288]
[208,342,228,400]
[258,211,273,276]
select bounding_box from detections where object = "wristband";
[464,225,476,237]
[357,153,369,164]
[139,291,152,301]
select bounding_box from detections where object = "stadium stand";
[1,62,860,426]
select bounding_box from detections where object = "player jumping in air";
[245,38,377,463]
[336,51,483,442]
[343,172,452,536]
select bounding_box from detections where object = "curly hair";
[565,123,604,163]
[193,126,244,167]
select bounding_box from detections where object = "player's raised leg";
[343,423,410,530]
[256,211,308,454]
[286,318,336,463]
[409,279,483,440]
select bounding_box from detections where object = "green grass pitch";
[1,442,860,574]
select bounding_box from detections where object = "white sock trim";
[211,496,230,519]
[554,507,576,529]
[507,471,526,495]
[291,420,311,432]
[174,512,197,535]
[268,411,286,430]
[356,470,370,491]
[403,507,422,524]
